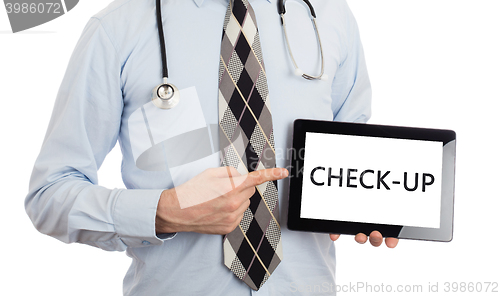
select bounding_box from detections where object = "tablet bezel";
[287,119,456,242]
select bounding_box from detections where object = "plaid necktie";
[218,0,282,291]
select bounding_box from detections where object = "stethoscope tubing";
[156,0,169,79]
[152,0,180,109]
[281,13,325,80]
[152,0,326,110]
[279,0,325,80]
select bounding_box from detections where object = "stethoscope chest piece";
[152,81,180,109]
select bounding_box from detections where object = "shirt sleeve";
[331,2,372,123]
[25,17,173,252]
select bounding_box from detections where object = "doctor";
[26,0,397,295]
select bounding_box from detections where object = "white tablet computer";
[288,119,456,242]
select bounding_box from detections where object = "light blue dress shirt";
[26,0,371,295]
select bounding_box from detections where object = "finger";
[240,185,256,201]
[385,237,399,248]
[355,233,368,244]
[235,196,251,215]
[369,231,383,247]
[220,184,255,208]
[224,195,251,232]
[236,168,289,189]
[212,166,241,178]
[329,234,340,241]
[239,168,289,189]
[225,166,237,190]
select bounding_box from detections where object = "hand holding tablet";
[330,231,400,248]
[288,120,456,242]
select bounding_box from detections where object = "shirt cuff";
[113,189,176,248]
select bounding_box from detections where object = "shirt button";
[142,240,151,245]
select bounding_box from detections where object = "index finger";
[234,168,289,189]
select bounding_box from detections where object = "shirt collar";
[193,0,271,8]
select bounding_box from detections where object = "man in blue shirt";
[26,0,397,294]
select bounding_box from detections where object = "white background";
[1,1,499,295]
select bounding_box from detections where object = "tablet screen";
[300,132,443,229]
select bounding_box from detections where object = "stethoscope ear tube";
[278,0,285,15]
[278,0,316,18]
[302,0,316,18]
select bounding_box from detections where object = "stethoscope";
[152,0,325,110]
[278,0,326,81]
[151,0,180,109]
